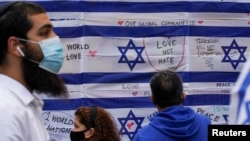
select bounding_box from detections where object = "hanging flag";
[1,0,249,141]
[229,56,250,124]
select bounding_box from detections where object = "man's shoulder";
[133,125,155,141]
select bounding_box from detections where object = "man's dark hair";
[150,70,183,108]
[0,2,46,65]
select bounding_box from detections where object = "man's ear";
[150,95,157,106]
[85,128,95,139]
[7,36,22,56]
[181,93,186,104]
[181,93,186,99]
[150,95,154,102]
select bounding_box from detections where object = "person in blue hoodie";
[133,70,211,141]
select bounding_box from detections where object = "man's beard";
[22,57,68,98]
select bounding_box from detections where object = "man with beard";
[0,2,68,141]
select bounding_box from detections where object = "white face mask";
[16,36,64,74]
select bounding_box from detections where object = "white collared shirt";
[0,74,49,141]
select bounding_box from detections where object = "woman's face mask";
[16,36,64,74]
[70,128,89,141]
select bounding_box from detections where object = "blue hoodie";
[133,106,211,141]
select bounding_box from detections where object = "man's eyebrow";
[38,23,53,31]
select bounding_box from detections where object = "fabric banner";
[229,55,250,124]
[2,0,250,140]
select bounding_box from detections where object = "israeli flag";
[229,57,250,124]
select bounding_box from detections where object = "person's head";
[0,2,67,97]
[70,106,121,141]
[150,70,185,110]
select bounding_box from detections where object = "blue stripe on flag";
[55,26,250,38]
[13,1,250,13]
[43,97,154,110]
[59,72,239,84]
[43,94,229,110]
[184,94,229,106]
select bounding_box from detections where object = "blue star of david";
[118,39,145,71]
[222,114,228,123]
[221,39,247,70]
[118,110,144,140]
[243,101,250,124]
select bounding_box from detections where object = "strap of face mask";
[16,46,40,64]
[90,106,97,128]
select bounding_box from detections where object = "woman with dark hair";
[70,106,121,141]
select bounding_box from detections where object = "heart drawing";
[89,50,97,57]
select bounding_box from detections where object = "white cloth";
[0,74,49,141]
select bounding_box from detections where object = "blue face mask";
[17,36,64,74]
